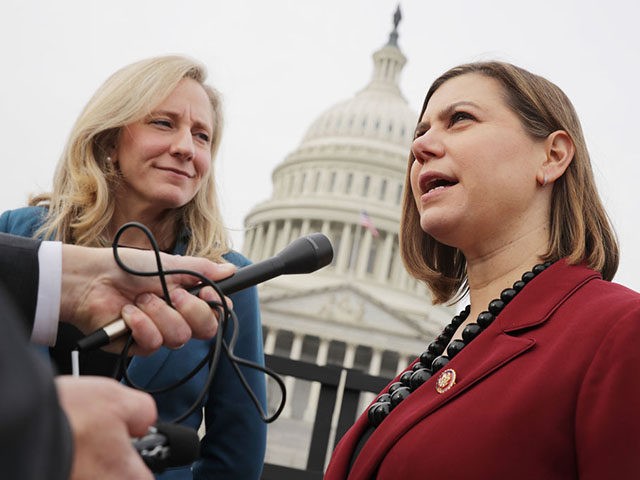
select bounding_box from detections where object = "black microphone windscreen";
[154,423,200,466]
[279,232,334,274]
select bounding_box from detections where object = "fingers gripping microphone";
[77,233,334,351]
[133,423,200,473]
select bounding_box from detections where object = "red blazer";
[325,261,640,479]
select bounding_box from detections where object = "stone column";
[263,328,278,355]
[276,218,293,253]
[249,224,265,260]
[281,332,304,418]
[376,232,394,282]
[361,347,383,409]
[343,343,356,368]
[355,229,373,278]
[242,227,255,258]
[321,220,331,237]
[300,218,311,237]
[302,338,330,422]
[368,348,383,376]
[263,220,277,259]
[336,224,352,274]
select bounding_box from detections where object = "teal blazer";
[0,207,267,479]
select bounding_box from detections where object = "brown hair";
[400,61,619,304]
[31,55,229,260]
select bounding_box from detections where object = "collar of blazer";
[346,260,601,479]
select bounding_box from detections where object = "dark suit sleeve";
[0,232,41,331]
[0,282,73,479]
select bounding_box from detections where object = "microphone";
[77,233,333,351]
[133,423,200,473]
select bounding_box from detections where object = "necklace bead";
[488,299,505,315]
[446,339,465,358]
[430,355,450,373]
[367,261,552,428]
[461,323,482,342]
[500,288,517,303]
[476,311,495,329]
[409,368,432,390]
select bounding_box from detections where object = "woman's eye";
[151,119,172,128]
[449,111,474,126]
[195,132,210,143]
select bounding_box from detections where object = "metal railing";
[261,354,391,480]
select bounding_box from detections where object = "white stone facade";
[242,17,456,469]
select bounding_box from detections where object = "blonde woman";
[0,55,266,479]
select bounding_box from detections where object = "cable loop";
[112,222,286,423]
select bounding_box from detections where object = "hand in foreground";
[59,245,236,355]
[56,376,157,480]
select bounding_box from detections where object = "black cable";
[109,222,286,424]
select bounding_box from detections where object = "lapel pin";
[435,368,457,394]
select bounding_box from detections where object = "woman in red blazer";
[325,61,640,479]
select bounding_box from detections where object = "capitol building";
[241,9,454,469]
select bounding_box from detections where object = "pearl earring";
[106,156,112,163]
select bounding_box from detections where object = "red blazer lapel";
[348,328,534,479]
[342,261,601,479]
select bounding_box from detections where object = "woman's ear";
[537,130,574,186]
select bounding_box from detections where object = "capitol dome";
[300,39,416,152]
[243,10,454,424]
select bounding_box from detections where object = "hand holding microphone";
[60,243,238,355]
[77,233,333,351]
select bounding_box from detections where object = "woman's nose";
[170,128,195,160]
[411,130,445,164]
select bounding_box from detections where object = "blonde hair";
[31,55,229,261]
[400,61,619,304]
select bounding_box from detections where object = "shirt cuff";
[31,240,62,346]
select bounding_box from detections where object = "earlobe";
[537,171,548,187]
[540,130,575,185]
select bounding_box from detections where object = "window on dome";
[329,171,337,192]
[346,173,353,194]
[288,174,295,196]
[300,172,307,194]
[379,179,387,201]
[396,183,403,205]
[362,175,371,197]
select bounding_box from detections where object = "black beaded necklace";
[368,261,552,428]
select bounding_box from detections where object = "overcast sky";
[1,0,638,290]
